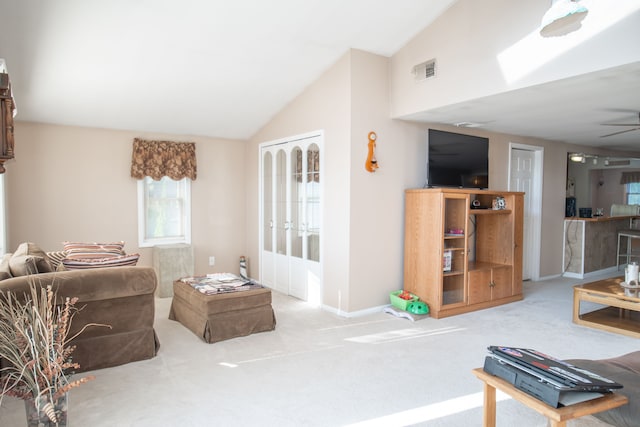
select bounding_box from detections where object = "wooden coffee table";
[573,276,640,338]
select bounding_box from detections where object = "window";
[627,182,640,205]
[138,176,191,247]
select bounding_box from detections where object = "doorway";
[509,143,543,281]
[259,131,323,305]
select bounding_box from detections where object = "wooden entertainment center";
[403,188,524,318]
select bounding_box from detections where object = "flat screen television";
[426,129,489,189]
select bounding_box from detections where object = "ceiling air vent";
[412,59,436,82]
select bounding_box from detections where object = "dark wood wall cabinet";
[0,72,15,173]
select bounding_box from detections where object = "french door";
[260,132,322,303]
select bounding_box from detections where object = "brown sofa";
[0,266,160,372]
[567,351,640,427]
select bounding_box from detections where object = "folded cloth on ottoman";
[566,351,640,427]
[169,280,276,343]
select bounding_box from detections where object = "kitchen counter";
[563,216,638,278]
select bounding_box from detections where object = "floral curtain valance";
[130,138,197,181]
[621,171,640,185]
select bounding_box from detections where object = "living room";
[2,0,639,316]
[1,1,640,425]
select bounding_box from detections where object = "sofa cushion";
[0,253,12,280]
[46,250,68,270]
[8,255,39,276]
[62,241,126,259]
[8,242,53,276]
[62,253,140,270]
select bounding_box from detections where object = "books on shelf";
[443,250,452,272]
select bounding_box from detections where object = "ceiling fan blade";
[600,127,640,138]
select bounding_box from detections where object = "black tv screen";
[427,129,489,189]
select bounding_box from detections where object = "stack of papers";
[180,273,252,294]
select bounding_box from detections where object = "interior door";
[260,133,322,303]
[510,148,537,280]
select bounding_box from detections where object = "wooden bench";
[472,368,628,427]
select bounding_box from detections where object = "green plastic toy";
[406,301,429,315]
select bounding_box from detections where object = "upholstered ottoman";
[168,280,276,343]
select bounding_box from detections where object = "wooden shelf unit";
[403,188,524,318]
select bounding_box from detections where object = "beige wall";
[6,64,605,315]
[413,122,572,278]
[248,49,430,313]
[248,51,352,311]
[6,122,248,276]
[246,46,608,312]
[590,169,624,213]
[9,1,635,312]
[348,50,426,311]
[389,0,640,119]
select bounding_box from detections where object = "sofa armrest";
[567,351,640,427]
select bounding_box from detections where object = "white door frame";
[508,142,543,281]
[258,130,324,304]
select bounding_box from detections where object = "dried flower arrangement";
[0,283,108,424]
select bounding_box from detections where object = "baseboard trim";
[562,266,620,280]
[322,303,388,318]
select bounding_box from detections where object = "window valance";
[620,171,640,185]
[130,138,197,181]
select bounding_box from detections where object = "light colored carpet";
[1,272,637,426]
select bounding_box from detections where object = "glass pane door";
[306,143,320,262]
[275,149,287,255]
[290,147,303,259]
[262,151,273,251]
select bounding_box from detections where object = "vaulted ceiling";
[1,0,639,153]
[0,0,456,139]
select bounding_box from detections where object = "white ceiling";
[0,0,457,140]
[1,0,640,153]
[404,61,640,154]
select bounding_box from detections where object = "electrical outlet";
[208,256,215,266]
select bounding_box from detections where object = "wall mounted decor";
[365,131,379,173]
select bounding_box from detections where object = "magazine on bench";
[180,273,259,295]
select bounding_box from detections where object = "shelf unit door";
[468,269,492,305]
[468,265,513,304]
[511,194,524,296]
[491,265,513,300]
[403,191,443,307]
[441,194,469,308]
